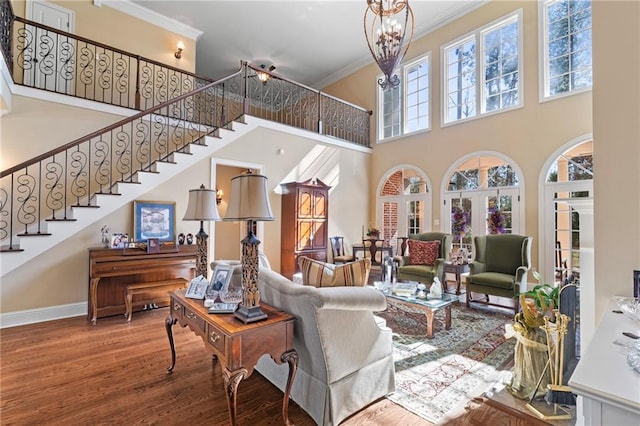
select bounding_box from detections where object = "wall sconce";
[174,41,184,59]
[256,64,276,84]
[216,188,223,205]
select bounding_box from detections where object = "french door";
[443,188,521,253]
[380,196,427,254]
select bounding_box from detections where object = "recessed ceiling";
[130,0,484,88]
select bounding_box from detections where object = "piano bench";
[124,278,188,322]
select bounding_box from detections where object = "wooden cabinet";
[280,179,330,279]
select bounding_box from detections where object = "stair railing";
[1,1,213,110]
[0,68,245,250]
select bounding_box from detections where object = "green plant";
[522,270,560,316]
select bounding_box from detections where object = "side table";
[443,262,469,295]
[166,289,298,425]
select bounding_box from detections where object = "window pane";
[481,16,520,112]
[544,0,592,97]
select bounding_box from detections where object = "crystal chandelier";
[364,0,414,90]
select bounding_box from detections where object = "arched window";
[442,153,523,252]
[541,138,593,285]
[377,166,432,253]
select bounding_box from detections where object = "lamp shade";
[183,185,221,221]
[223,172,275,221]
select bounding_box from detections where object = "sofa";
[210,260,395,425]
[395,232,452,285]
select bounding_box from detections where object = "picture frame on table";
[133,200,176,243]
[185,276,209,299]
[209,264,233,293]
[110,233,128,248]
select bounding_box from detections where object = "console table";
[167,289,298,425]
[88,246,197,324]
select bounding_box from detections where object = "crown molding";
[101,0,203,41]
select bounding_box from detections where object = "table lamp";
[183,184,221,278]
[223,170,275,323]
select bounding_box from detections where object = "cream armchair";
[255,267,395,425]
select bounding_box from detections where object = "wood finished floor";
[0,306,558,425]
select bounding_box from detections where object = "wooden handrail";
[13,16,214,84]
[0,68,241,178]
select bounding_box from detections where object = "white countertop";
[569,300,640,414]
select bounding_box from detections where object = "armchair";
[395,232,452,285]
[466,234,533,313]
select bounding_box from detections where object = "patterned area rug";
[377,298,515,425]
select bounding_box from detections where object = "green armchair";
[395,232,452,285]
[466,234,532,313]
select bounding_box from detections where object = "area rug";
[377,299,516,425]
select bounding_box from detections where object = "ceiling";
[129,0,485,88]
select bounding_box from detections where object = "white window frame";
[538,0,593,102]
[377,53,431,143]
[441,9,524,127]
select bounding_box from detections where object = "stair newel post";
[318,92,323,135]
[134,55,141,110]
[242,61,249,115]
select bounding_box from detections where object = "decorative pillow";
[297,256,371,288]
[408,240,440,266]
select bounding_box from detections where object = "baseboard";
[0,303,87,329]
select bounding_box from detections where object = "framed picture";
[146,238,160,253]
[110,233,128,248]
[185,276,209,299]
[209,264,233,293]
[634,270,640,298]
[133,200,176,242]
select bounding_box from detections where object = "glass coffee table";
[385,286,459,339]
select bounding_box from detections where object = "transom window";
[541,0,592,99]
[442,10,522,125]
[378,54,430,141]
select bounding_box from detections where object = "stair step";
[0,246,24,253]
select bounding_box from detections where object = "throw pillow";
[408,240,440,266]
[298,256,371,288]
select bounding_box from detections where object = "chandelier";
[364,0,414,90]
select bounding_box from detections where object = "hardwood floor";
[0,307,562,425]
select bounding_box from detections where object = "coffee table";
[385,289,459,339]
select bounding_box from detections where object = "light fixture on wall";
[364,0,414,90]
[215,188,223,205]
[174,41,185,59]
[223,170,275,323]
[183,184,221,278]
[256,64,276,84]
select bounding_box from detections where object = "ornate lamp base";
[234,305,268,323]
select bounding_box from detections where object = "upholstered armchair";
[395,232,452,285]
[466,234,533,313]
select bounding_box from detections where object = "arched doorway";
[441,152,524,254]
[540,137,593,286]
[376,166,432,254]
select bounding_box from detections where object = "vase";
[101,234,110,248]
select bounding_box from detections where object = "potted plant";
[506,270,560,400]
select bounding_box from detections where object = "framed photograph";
[110,233,128,248]
[209,264,233,293]
[634,270,640,298]
[133,200,176,243]
[185,276,209,300]
[146,238,160,253]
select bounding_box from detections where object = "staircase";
[0,6,371,277]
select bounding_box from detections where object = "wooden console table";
[167,289,298,425]
[88,246,197,324]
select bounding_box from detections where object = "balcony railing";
[0,1,371,251]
